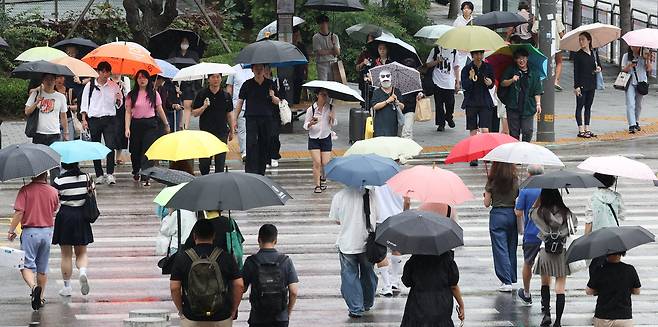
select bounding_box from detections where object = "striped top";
[53,173,91,207]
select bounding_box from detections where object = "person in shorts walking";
[461,50,495,166]
[303,89,336,193]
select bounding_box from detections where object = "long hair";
[537,189,571,225]
[128,70,157,108]
[579,31,593,50]
[487,162,518,194]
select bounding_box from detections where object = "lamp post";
[536,0,557,142]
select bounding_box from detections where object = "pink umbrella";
[577,155,658,181]
[622,28,658,49]
[418,202,458,220]
[387,165,474,205]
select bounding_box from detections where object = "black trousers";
[271,114,281,161]
[128,117,159,177]
[575,89,595,126]
[88,116,116,177]
[250,322,289,327]
[199,133,228,175]
[433,87,455,127]
[506,109,534,142]
[114,106,128,150]
[245,116,272,176]
[490,106,501,133]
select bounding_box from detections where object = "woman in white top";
[453,1,475,87]
[621,46,654,133]
[303,89,337,193]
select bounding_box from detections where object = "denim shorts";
[20,227,53,273]
[308,136,332,152]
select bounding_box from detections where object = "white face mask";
[381,80,392,88]
[180,43,189,51]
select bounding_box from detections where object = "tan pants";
[181,318,232,327]
[593,318,634,327]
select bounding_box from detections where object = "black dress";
[401,252,459,327]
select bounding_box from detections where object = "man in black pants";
[235,64,281,175]
[425,46,459,131]
[192,73,235,174]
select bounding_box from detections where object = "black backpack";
[251,255,289,314]
[544,228,566,254]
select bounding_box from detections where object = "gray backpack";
[185,248,227,317]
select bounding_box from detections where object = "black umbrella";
[0,36,8,49]
[473,11,528,29]
[11,60,75,80]
[566,226,655,263]
[52,38,99,58]
[375,210,464,255]
[149,29,207,60]
[0,143,61,182]
[304,0,365,12]
[166,57,198,69]
[235,40,308,68]
[366,33,422,67]
[140,166,194,186]
[166,172,292,211]
[520,170,605,189]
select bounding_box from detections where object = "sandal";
[314,186,323,194]
[142,180,151,187]
[585,131,597,138]
[577,132,590,138]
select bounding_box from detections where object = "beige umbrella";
[559,23,621,51]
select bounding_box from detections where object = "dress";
[401,252,458,327]
[530,207,578,277]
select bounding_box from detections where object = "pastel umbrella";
[154,183,188,207]
[172,62,235,82]
[344,136,422,163]
[436,25,507,52]
[414,25,454,41]
[257,16,306,41]
[50,140,110,164]
[50,56,99,78]
[560,23,621,52]
[303,80,364,102]
[445,133,518,164]
[154,59,180,79]
[566,226,655,263]
[622,28,658,49]
[577,155,658,180]
[325,154,401,188]
[145,130,228,161]
[486,43,548,81]
[386,165,474,205]
[482,141,564,166]
[15,46,68,62]
[82,42,161,76]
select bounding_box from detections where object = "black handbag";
[364,190,387,263]
[422,47,440,97]
[633,67,649,95]
[24,90,40,138]
[83,174,100,223]
[158,210,182,275]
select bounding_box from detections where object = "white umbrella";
[257,17,306,41]
[369,62,422,95]
[577,155,657,180]
[559,23,621,51]
[172,62,235,82]
[414,25,454,40]
[303,80,364,102]
[482,142,564,166]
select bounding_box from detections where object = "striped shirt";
[53,173,91,207]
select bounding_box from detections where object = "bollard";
[123,317,167,327]
[129,309,171,321]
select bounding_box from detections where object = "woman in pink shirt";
[124,70,169,186]
[303,89,336,193]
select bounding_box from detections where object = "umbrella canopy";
[325,154,400,188]
[486,43,548,81]
[566,226,655,263]
[235,40,308,68]
[145,130,229,161]
[167,57,198,68]
[149,28,207,59]
[0,143,60,182]
[0,36,9,49]
[375,210,464,255]
[414,25,454,41]
[154,183,188,207]
[303,80,364,102]
[445,133,518,164]
[436,25,507,52]
[387,165,474,205]
[369,62,422,95]
[520,170,605,189]
[166,172,292,211]
[367,33,422,67]
[50,140,110,164]
[11,60,75,80]
[15,46,68,62]
[172,62,235,82]
[482,141,564,166]
[257,17,306,41]
[304,0,365,11]
[52,38,98,57]
[141,166,194,186]
[473,11,528,29]
[50,56,99,78]
[344,136,422,163]
[560,23,621,52]
[577,155,657,180]
[82,42,161,76]
[154,59,180,79]
[622,28,658,49]
[346,23,386,43]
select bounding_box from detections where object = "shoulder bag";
[633,67,649,95]
[364,189,387,264]
[158,210,182,275]
[25,89,40,138]
[565,213,587,273]
[82,174,100,223]
[613,71,632,91]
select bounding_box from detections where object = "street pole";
[536,0,556,142]
[277,0,295,105]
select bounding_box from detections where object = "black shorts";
[465,106,492,131]
[308,135,332,152]
[523,243,541,265]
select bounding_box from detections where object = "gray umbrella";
[520,170,604,189]
[166,172,292,211]
[140,166,194,186]
[235,40,308,68]
[0,36,8,49]
[0,143,61,182]
[345,23,386,43]
[566,226,655,263]
[11,60,75,80]
[375,210,464,255]
[473,11,528,29]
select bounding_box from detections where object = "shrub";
[0,77,29,119]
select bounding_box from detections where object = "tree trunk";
[571,0,582,29]
[123,0,178,46]
[619,0,632,62]
[448,0,460,19]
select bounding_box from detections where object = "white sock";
[377,266,392,291]
[63,280,71,288]
[390,255,403,283]
[79,267,87,276]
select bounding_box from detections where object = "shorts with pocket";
[308,135,332,152]
[523,242,541,265]
[465,106,492,130]
[20,227,54,273]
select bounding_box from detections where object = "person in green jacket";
[499,48,543,141]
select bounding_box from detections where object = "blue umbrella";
[155,59,180,79]
[50,140,111,164]
[325,154,400,188]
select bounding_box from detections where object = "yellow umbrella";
[145,130,228,161]
[344,136,422,163]
[436,25,506,52]
[50,56,99,78]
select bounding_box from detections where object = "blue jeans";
[625,84,644,127]
[489,207,518,285]
[339,252,377,315]
[20,227,53,273]
[166,110,183,132]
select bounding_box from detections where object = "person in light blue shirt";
[621,46,653,133]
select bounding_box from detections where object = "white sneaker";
[378,288,393,297]
[94,175,106,185]
[58,286,72,297]
[106,174,116,185]
[271,159,279,168]
[498,283,513,292]
[79,274,90,295]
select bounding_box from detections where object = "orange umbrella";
[50,56,99,78]
[82,42,161,76]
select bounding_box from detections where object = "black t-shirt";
[170,244,241,321]
[587,261,641,320]
[238,78,276,117]
[370,87,402,137]
[183,217,243,253]
[193,88,233,136]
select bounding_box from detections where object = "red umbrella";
[445,133,518,164]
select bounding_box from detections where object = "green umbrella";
[436,25,506,52]
[15,46,68,62]
[154,183,188,207]
[414,25,454,41]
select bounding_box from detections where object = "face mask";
[381,81,392,88]
[180,43,189,51]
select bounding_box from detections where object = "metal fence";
[1,0,125,20]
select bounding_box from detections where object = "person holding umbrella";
[453,1,475,78]
[370,70,404,137]
[573,31,601,138]
[621,46,653,133]
[25,73,70,145]
[313,15,341,81]
[461,50,495,166]
[169,37,201,129]
[303,88,337,193]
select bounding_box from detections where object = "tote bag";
[415,97,432,122]
[613,72,631,91]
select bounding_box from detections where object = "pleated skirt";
[534,248,570,277]
[52,205,94,246]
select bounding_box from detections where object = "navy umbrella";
[0,143,60,182]
[325,154,400,188]
[52,38,99,58]
[235,40,308,68]
[520,170,605,189]
[473,11,528,29]
[566,226,655,263]
[140,166,194,186]
[304,0,365,11]
[11,60,75,80]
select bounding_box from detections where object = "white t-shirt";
[371,185,403,224]
[427,47,459,90]
[25,90,67,135]
[313,32,340,63]
[329,188,377,254]
[226,64,255,110]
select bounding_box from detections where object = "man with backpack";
[170,219,244,327]
[242,224,299,327]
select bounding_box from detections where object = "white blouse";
[303,102,337,139]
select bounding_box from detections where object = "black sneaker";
[629,126,636,134]
[31,286,42,310]
[469,160,478,167]
[447,119,456,128]
[541,313,552,327]
[517,288,532,305]
[436,125,445,132]
[348,312,363,318]
[636,123,641,131]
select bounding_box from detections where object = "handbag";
[565,213,587,273]
[279,99,292,125]
[415,97,432,122]
[158,210,182,275]
[82,174,100,223]
[364,189,387,264]
[24,89,40,138]
[395,104,405,127]
[594,50,605,90]
[613,72,632,90]
[633,67,649,95]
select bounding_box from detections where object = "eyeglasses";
[380,74,391,78]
